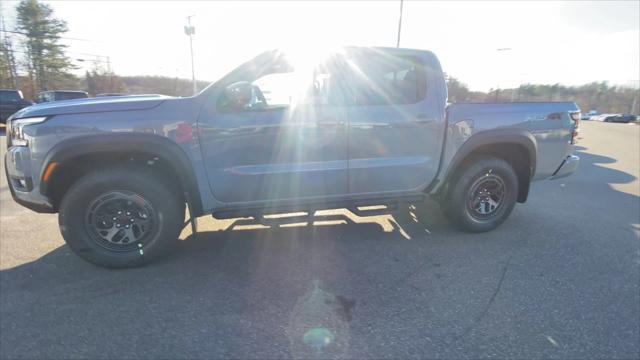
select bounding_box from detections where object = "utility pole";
[396,0,403,48]
[102,55,112,73]
[105,56,113,91]
[184,15,197,95]
[496,48,512,102]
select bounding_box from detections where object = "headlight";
[8,117,47,147]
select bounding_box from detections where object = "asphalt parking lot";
[1,121,638,359]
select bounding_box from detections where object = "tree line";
[1,0,638,114]
[447,75,638,114]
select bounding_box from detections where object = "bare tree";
[0,3,20,88]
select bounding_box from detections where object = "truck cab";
[197,48,447,205]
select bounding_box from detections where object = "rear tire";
[442,156,518,232]
[58,166,185,268]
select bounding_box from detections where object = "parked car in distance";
[582,110,598,120]
[36,90,89,103]
[5,47,581,268]
[0,89,33,123]
[604,114,637,123]
[592,113,615,121]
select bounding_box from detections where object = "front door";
[198,51,349,204]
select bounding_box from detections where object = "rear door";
[344,48,446,194]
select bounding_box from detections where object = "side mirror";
[222,81,253,111]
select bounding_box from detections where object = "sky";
[2,0,639,91]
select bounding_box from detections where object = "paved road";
[1,121,638,359]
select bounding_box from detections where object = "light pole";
[396,0,403,47]
[495,47,512,101]
[184,15,197,95]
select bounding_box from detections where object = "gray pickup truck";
[5,47,580,268]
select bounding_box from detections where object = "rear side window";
[0,91,21,102]
[44,93,52,102]
[345,53,427,106]
[38,92,53,102]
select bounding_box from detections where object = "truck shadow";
[1,198,451,276]
[1,200,456,358]
[572,145,637,184]
[1,143,639,358]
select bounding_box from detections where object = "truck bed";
[445,101,580,180]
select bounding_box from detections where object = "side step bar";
[257,212,316,226]
[211,194,426,221]
[348,203,398,217]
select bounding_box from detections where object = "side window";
[251,72,299,108]
[0,91,20,102]
[218,68,306,112]
[251,70,344,108]
[218,55,351,112]
[346,54,427,106]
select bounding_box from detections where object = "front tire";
[58,166,185,268]
[442,156,518,232]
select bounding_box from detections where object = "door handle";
[317,118,345,126]
[411,114,435,124]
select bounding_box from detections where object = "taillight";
[569,111,580,144]
[176,122,194,143]
[570,112,581,122]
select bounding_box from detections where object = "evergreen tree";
[15,0,74,91]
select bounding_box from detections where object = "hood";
[12,94,170,119]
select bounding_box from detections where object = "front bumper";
[550,154,580,180]
[4,150,55,213]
